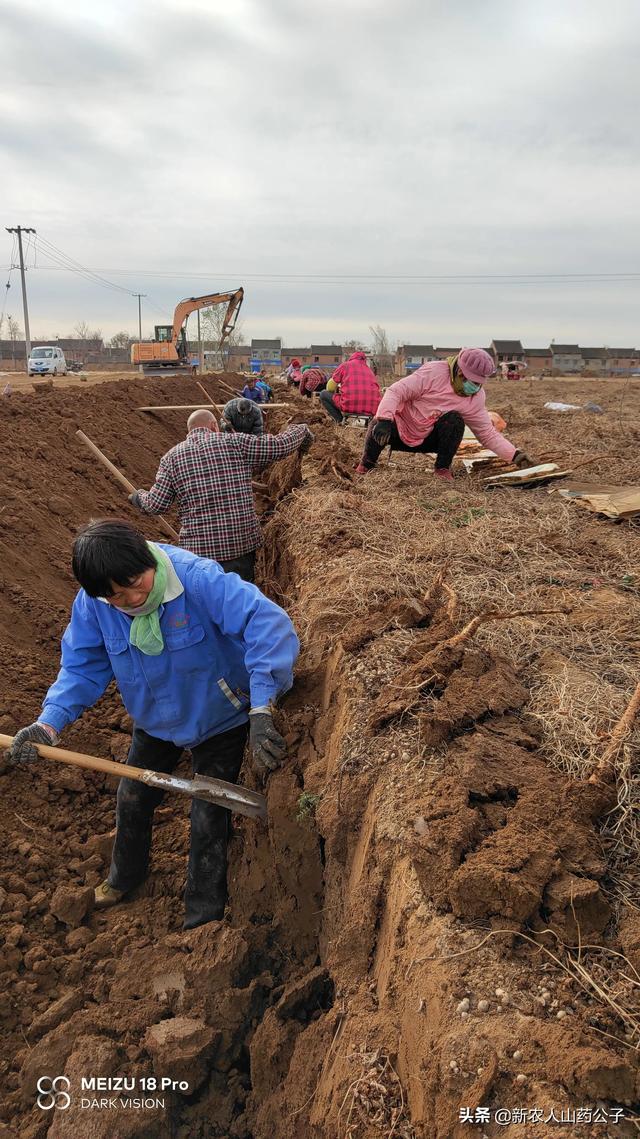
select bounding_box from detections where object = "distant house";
[310,344,344,371]
[281,348,311,369]
[491,339,524,364]
[434,347,461,360]
[225,344,251,371]
[524,347,552,372]
[581,347,609,374]
[395,345,438,375]
[608,349,640,374]
[249,338,282,372]
[551,345,583,373]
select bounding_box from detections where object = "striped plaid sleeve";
[136,454,177,513]
[239,425,309,472]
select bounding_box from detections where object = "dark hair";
[72,519,156,597]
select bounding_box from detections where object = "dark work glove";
[513,450,535,469]
[249,712,287,774]
[299,430,314,455]
[128,491,143,509]
[372,418,393,446]
[9,722,58,765]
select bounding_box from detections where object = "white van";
[28,345,67,376]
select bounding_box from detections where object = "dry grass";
[338,1047,415,1139]
[274,438,640,909]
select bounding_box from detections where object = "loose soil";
[1,374,639,1138]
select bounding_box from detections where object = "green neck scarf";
[128,547,168,656]
[448,354,467,397]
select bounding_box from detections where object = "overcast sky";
[2,0,640,347]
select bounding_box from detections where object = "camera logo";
[36,1076,71,1110]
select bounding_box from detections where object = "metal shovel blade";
[140,768,267,820]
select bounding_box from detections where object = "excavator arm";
[131,286,244,370]
[171,288,244,347]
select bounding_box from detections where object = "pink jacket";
[377,361,516,461]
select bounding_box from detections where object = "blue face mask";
[462,379,481,396]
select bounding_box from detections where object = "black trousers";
[318,390,344,423]
[108,723,249,929]
[219,550,256,583]
[361,411,465,471]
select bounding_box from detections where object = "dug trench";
[1,375,640,1138]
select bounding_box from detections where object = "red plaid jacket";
[332,352,381,415]
[299,368,327,395]
[136,426,309,560]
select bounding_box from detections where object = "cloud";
[2,0,640,345]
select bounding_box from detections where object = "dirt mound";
[1,377,640,1136]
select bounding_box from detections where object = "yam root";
[588,680,640,786]
[369,606,571,732]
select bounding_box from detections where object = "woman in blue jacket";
[9,519,300,930]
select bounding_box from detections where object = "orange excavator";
[131,287,244,371]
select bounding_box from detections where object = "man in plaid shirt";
[318,350,381,423]
[129,409,312,583]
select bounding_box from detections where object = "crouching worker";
[356,348,534,478]
[9,520,299,930]
[221,397,264,436]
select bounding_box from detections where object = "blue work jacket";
[42,545,299,748]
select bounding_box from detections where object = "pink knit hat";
[457,347,496,383]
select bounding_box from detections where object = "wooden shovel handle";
[76,430,179,541]
[196,382,221,411]
[0,732,146,784]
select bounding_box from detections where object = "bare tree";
[6,315,21,370]
[73,321,102,344]
[343,338,366,354]
[110,330,133,348]
[200,305,244,368]
[369,324,394,377]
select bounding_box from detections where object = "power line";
[8,266,640,282]
[33,234,138,296]
[4,263,640,289]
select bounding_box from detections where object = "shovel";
[0,733,267,820]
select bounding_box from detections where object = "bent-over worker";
[221,397,264,436]
[240,375,264,403]
[286,358,302,386]
[356,347,534,478]
[299,366,328,397]
[9,520,299,929]
[129,408,313,583]
[318,350,381,423]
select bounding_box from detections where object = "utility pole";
[5,226,35,369]
[134,294,146,373]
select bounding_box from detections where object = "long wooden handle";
[0,733,145,783]
[76,430,180,542]
[213,376,239,398]
[77,429,135,494]
[0,733,267,819]
[137,403,286,411]
[196,381,220,410]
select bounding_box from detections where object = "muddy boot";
[94,880,126,910]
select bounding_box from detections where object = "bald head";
[187,408,218,433]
